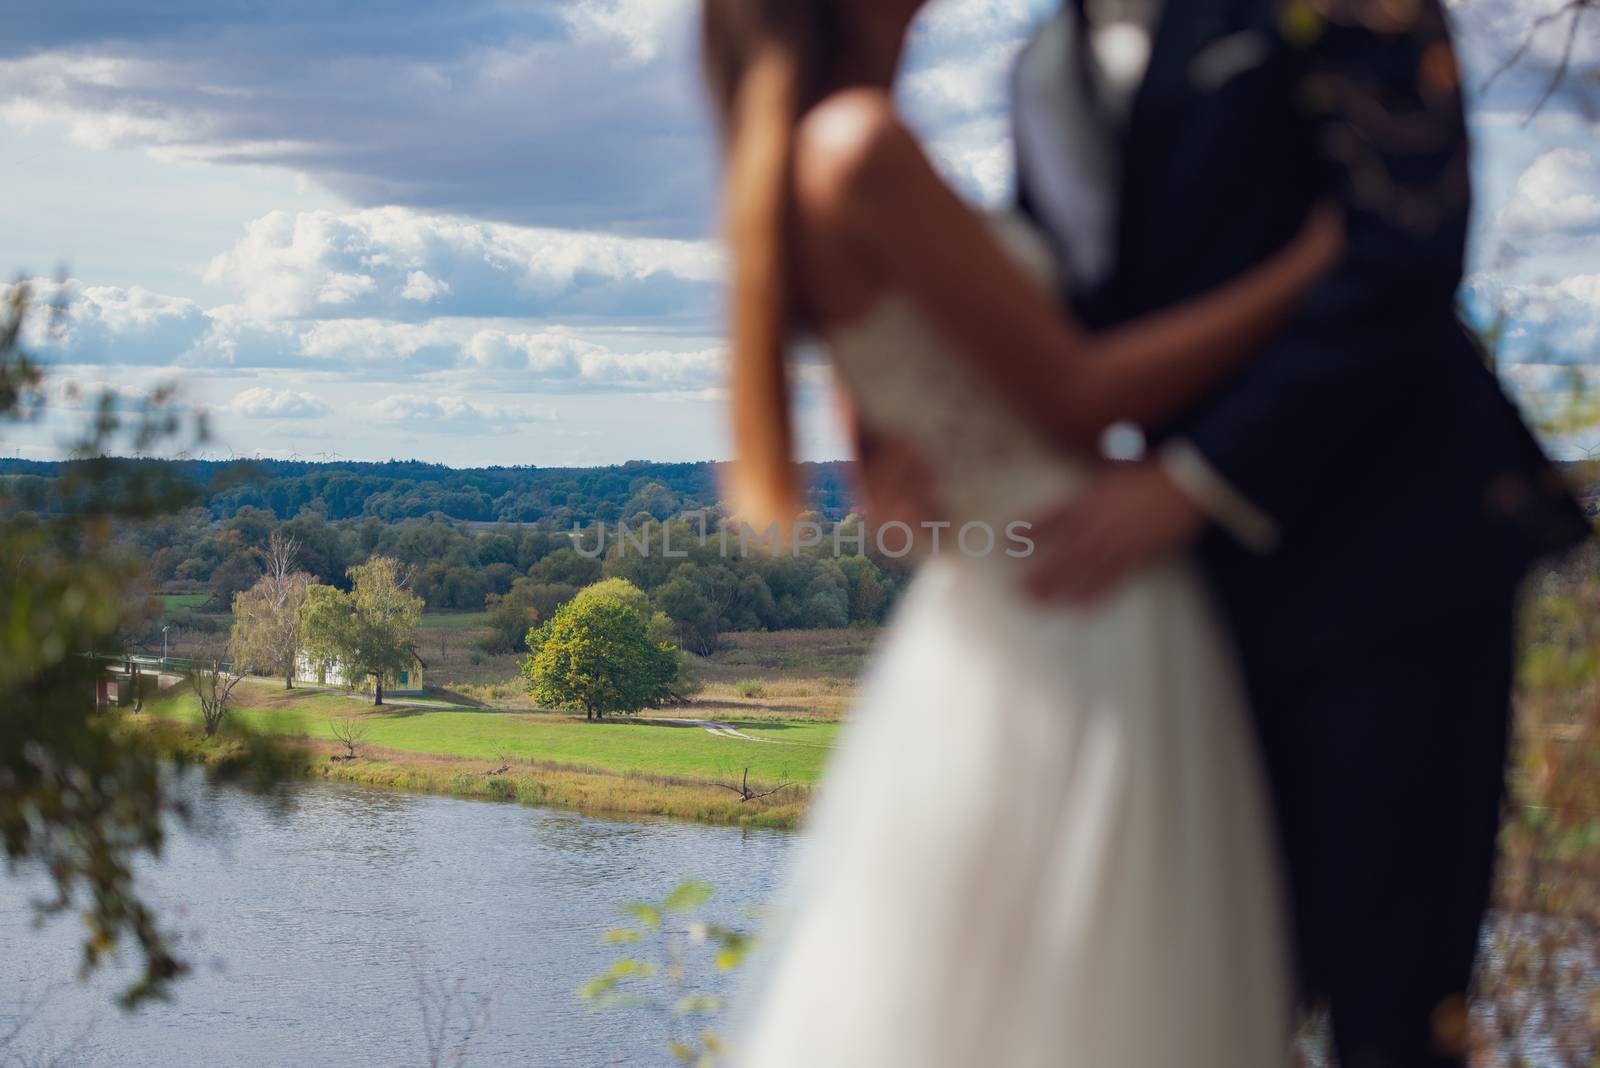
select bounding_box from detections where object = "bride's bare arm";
[794,92,1343,453]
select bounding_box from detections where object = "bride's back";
[822,213,1089,535]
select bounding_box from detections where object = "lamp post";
[162,625,171,662]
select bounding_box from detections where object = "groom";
[861,1,1590,1065]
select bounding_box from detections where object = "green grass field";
[158,592,212,612]
[154,680,837,785]
[418,612,494,631]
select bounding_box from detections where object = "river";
[0,780,795,1067]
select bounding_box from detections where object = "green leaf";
[577,976,617,1001]
[674,995,723,1016]
[622,902,662,930]
[664,880,714,911]
[606,958,657,980]
[601,927,643,944]
[668,1042,698,1062]
[579,956,656,1000]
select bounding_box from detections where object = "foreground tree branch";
[1478,0,1596,117]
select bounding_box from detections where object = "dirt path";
[646,717,788,743]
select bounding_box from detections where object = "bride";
[702,2,1343,1065]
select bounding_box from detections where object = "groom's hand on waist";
[1024,460,1205,605]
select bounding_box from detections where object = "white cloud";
[187,310,301,368]
[7,270,726,391]
[1,277,211,364]
[903,41,1025,119]
[400,270,450,302]
[457,328,723,388]
[573,344,723,388]
[74,284,197,332]
[47,375,155,411]
[366,393,555,434]
[925,118,1015,204]
[295,319,460,365]
[315,271,376,306]
[201,206,722,322]
[1497,148,1600,238]
[561,0,693,64]
[461,330,590,375]
[894,0,1038,205]
[227,387,332,419]
[1470,271,1600,360]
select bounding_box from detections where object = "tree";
[274,512,349,588]
[529,547,602,587]
[187,653,244,737]
[327,714,370,761]
[207,534,265,609]
[729,573,778,631]
[573,577,677,647]
[262,530,301,581]
[654,574,719,655]
[521,597,678,720]
[230,569,312,689]
[518,581,580,621]
[1,282,283,1006]
[837,555,888,625]
[484,583,542,654]
[624,479,681,520]
[298,557,423,706]
[297,582,356,669]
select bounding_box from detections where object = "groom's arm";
[1172,0,1470,542]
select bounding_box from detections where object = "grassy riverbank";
[144,694,823,828]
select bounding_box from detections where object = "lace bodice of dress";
[825,214,1089,528]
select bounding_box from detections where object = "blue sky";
[2,0,1597,466]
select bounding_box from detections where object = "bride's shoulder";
[794,89,922,224]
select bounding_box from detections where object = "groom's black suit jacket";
[1017,0,1588,673]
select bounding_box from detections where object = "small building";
[294,652,426,697]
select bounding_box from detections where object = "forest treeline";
[0,457,857,525]
[0,458,903,653]
[143,506,901,653]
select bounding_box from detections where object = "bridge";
[90,653,220,708]
[90,653,234,674]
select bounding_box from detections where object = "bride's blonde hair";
[701,0,847,531]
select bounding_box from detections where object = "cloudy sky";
[2,0,1597,466]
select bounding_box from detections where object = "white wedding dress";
[732,217,1290,1068]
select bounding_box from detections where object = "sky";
[2,0,1597,467]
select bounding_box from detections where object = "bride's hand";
[1285,201,1346,277]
